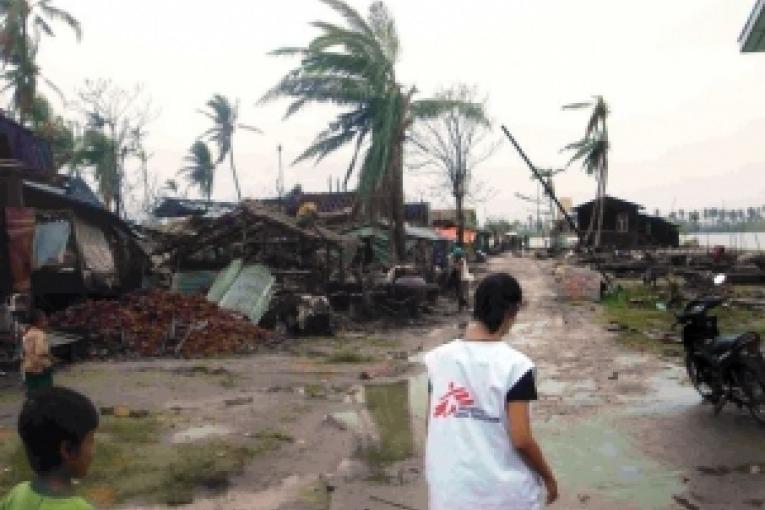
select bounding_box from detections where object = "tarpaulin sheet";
[219,264,274,325]
[73,218,115,274]
[33,221,71,269]
[434,227,476,243]
[207,259,244,303]
[5,207,35,291]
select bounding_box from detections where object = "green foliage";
[70,129,118,208]
[0,0,81,124]
[29,94,75,169]
[179,140,215,201]
[325,347,372,363]
[261,0,478,197]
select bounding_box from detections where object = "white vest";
[424,339,542,510]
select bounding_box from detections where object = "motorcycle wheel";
[737,366,765,425]
[685,354,717,402]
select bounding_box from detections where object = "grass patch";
[253,428,295,443]
[325,348,372,364]
[601,284,676,354]
[602,280,765,356]
[367,337,400,348]
[303,383,327,399]
[361,381,413,467]
[0,415,279,508]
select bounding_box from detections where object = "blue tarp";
[33,221,71,269]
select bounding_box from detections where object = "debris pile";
[49,290,280,358]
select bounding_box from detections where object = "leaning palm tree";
[198,94,260,201]
[562,96,610,249]
[178,141,215,204]
[70,129,117,209]
[261,0,481,261]
[0,0,81,124]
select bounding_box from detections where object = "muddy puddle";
[330,372,429,466]
[539,419,685,508]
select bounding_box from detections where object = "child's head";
[29,309,47,329]
[18,387,99,479]
[473,272,523,336]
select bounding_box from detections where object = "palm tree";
[198,94,260,201]
[261,0,481,261]
[0,0,81,124]
[29,94,74,168]
[561,96,610,249]
[179,141,215,203]
[70,129,117,209]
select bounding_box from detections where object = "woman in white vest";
[424,273,558,510]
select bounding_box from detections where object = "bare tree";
[408,85,496,245]
[74,78,158,218]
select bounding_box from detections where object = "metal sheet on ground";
[218,264,274,324]
[207,259,244,303]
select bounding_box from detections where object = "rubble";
[49,289,280,358]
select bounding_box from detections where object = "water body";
[681,232,765,251]
[526,232,765,251]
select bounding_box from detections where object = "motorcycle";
[677,274,765,424]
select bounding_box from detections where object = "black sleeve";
[506,369,538,402]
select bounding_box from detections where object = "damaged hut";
[151,201,360,334]
[574,196,680,250]
[0,115,146,313]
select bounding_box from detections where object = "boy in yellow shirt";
[22,310,54,394]
[0,387,99,510]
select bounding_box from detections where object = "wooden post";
[339,246,345,285]
[324,241,330,291]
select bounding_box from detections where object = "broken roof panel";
[0,114,53,175]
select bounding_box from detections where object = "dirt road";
[2,254,764,509]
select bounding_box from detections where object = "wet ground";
[2,254,764,509]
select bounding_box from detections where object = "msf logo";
[434,382,475,418]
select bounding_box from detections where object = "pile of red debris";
[49,290,280,358]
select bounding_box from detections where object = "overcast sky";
[37,0,765,222]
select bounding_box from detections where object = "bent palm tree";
[71,129,117,209]
[261,0,481,261]
[199,94,260,201]
[179,140,215,203]
[0,0,81,124]
[562,96,610,249]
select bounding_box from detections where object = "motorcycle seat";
[706,334,753,354]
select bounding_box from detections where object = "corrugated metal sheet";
[207,259,244,303]
[218,264,274,325]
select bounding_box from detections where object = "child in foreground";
[425,272,558,510]
[0,387,99,510]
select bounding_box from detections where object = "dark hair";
[18,387,99,474]
[473,273,523,333]
[29,309,46,326]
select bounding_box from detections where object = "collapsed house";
[148,200,362,333]
[344,224,450,282]
[573,196,680,250]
